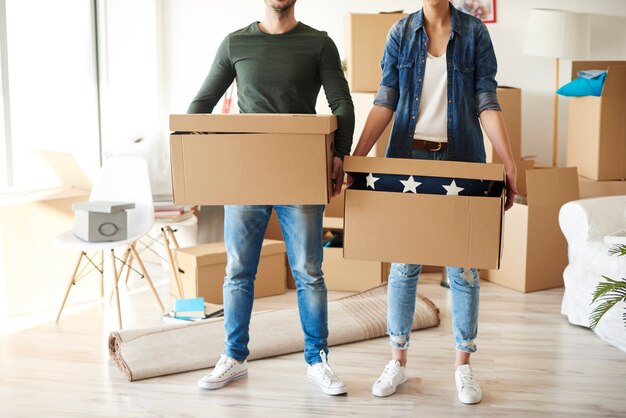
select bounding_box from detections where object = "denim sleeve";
[473,23,501,114]
[373,24,401,111]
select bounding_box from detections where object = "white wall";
[161,0,626,167]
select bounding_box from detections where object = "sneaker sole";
[372,375,408,397]
[198,369,248,390]
[307,375,347,395]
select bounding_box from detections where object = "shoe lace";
[378,363,400,384]
[212,355,235,378]
[458,370,479,391]
[316,350,340,385]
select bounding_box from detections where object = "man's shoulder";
[227,22,258,38]
[296,22,331,39]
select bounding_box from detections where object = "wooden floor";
[1,263,625,418]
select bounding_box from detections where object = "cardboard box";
[485,167,579,292]
[578,176,626,198]
[170,114,336,205]
[346,13,407,93]
[515,158,535,197]
[173,239,287,303]
[343,156,505,269]
[483,86,522,163]
[566,61,626,180]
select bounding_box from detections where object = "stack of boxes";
[566,61,626,198]
[481,88,580,292]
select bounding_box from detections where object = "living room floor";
[0,262,624,418]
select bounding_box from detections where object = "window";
[2,0,100,191]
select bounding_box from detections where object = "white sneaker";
[455,364,482,404]
[198,354,248,390]
[372,360,408,397]
[307,350,347,395]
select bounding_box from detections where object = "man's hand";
[331,156,344,197]
[505,168,518,211]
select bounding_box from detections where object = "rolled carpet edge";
[108,284,440,381]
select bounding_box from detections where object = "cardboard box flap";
[526,167,579,207]
[344,156,504,181]
[602,65,626,98]
[170,114,338,134]
[176,240,286,267]
[571,60,626,81]
[322,216,343,230]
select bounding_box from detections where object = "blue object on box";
[173,297,205,313]
[557,70,607,97]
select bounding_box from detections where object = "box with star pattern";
[343,156,506,270]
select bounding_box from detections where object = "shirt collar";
[414,3,464,37]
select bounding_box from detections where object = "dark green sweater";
[187,22,354,158]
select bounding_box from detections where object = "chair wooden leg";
[161,227,183,298]
[109,249,123,330]
[124,250,134,284]
[56,251,85,323]
[130,242,165,312]
[99,250,104,298]
[117,246,131,280]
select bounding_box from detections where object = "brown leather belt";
[412,139,448,151]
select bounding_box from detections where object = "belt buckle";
[431,142,442,152]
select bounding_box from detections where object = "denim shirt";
[374,5,501,163]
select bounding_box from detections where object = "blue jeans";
[223,204,328,365]
[387,148,480,353]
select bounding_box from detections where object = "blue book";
[173,297,205,317]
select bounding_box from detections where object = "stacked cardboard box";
[482,167,580,292]
[345,12,407,93]
[173,240,287,304]
[565,61,626,198]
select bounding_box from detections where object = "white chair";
[54,156,165,329]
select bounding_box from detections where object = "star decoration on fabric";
[400,175,422,193]
[366,173,380,189]
[443,179,464,196]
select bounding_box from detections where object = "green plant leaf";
[589,298,623,331]
[591,276,626,303]
[608,244,626,257]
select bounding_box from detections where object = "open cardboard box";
[173,240,287,303]
[170,114,336,205]
[483,167,579,292]
[343,156,505,269]
[566,61,626,180]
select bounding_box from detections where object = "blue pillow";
[557,70,607,97]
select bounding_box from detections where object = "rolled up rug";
[108,284,440,381]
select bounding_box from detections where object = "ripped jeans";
[388,264,479,353]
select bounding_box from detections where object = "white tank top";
[413,52,448,143]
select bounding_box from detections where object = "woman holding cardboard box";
[187,0,354,396]
[350,0,517,404]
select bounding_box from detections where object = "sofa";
[559,196,626,352]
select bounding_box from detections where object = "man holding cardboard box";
[350,0,517,404]
[187,0,354,395]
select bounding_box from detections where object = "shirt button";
[412,116,416,119]
[418,78,422,82]
[416,97,419,101]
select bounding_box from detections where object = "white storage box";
[72,201,135,242]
